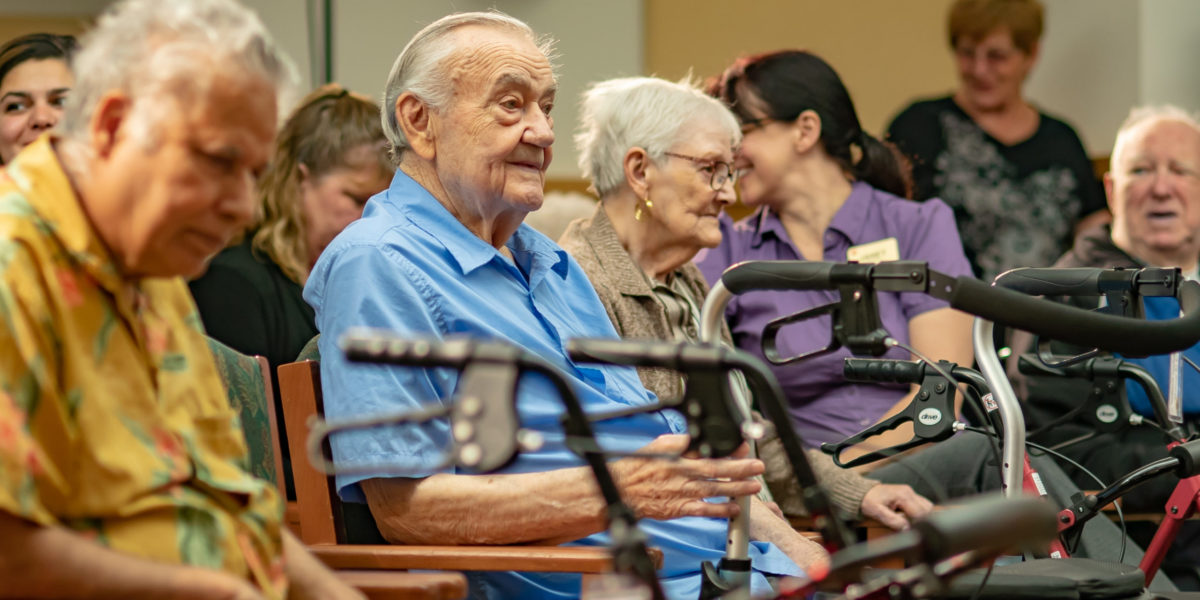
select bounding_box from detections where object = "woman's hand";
[859,483,934,530]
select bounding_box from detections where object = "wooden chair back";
[277,359,346,545]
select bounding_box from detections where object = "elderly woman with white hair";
[559,76,933,531]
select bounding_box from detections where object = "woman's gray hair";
[58,0,296,153]
[380,11,555,164]
[575,76,741,198]
[1111,105,1200,172]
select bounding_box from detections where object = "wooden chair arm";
[335,570,466,600]
[311,544,664,574]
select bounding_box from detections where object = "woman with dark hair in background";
[696,49,975,457]
[0,32,76,164]
[886,0,1106,282]
[190,83,393,370]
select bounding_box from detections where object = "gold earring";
[635,197,653,221]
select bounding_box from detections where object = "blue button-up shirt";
[305,171,802,599]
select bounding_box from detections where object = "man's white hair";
[58,0,296,158]
[575,76,741,198]
[1111,105,1200,173]
[380,11,556,164]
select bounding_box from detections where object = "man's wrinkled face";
[430,26,556,217]
[87,72,276,279]
[1108,118,1200,257]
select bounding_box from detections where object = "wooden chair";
[276,357,663,592]
[207,337,468,599]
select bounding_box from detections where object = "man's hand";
[610,434,763,521]
[859,484,934,530]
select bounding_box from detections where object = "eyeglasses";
[662,152,737,191]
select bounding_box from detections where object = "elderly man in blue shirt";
[304,11,825,599]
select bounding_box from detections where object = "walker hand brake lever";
[821,362,958,467]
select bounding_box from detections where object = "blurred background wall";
[2,0,1198,179]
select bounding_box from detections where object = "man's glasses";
[663,152,737,191]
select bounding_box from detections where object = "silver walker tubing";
[699,281,752,595]
[971,318,1025,497]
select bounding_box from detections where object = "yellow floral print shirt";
[0,138,286,597]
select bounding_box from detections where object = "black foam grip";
[992,268,1105,296]
[949,278,1200,356]
[1170,440,1200,479]
[843,358,924,384]
[914,495,1057,562]
[720,260,840,294]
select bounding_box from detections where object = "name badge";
[846,237,900,263]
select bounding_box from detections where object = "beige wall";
[331,0,642,180]
[0,16,90,44]
[644,0,958,138]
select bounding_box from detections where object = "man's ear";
[792,109,822,155]
[623,147,652,199]
[88,91,130,159]
[395,92,436,161]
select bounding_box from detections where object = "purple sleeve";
[896,197,974,319]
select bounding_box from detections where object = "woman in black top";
[886,0,1106,282]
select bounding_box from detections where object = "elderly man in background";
[1015,106,1200,588]
[306,11,822,599]
[0,1,360,598]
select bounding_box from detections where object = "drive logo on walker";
[918,408,943,426]
[1095,404,1119,424]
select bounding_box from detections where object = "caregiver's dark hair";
[714,49,913,199]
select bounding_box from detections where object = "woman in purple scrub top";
[696,50,976,457]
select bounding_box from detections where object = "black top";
[189,236,316,369]
[886,96,1106,282]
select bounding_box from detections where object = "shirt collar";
[380,169,569,283]
[826,182,873,244]
[4,136,125,295]
[748,181,874,249]
[748,206,787,250]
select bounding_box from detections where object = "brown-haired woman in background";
[190,83,393,369]
[887,0,1106,282]
[0,32,76,164]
